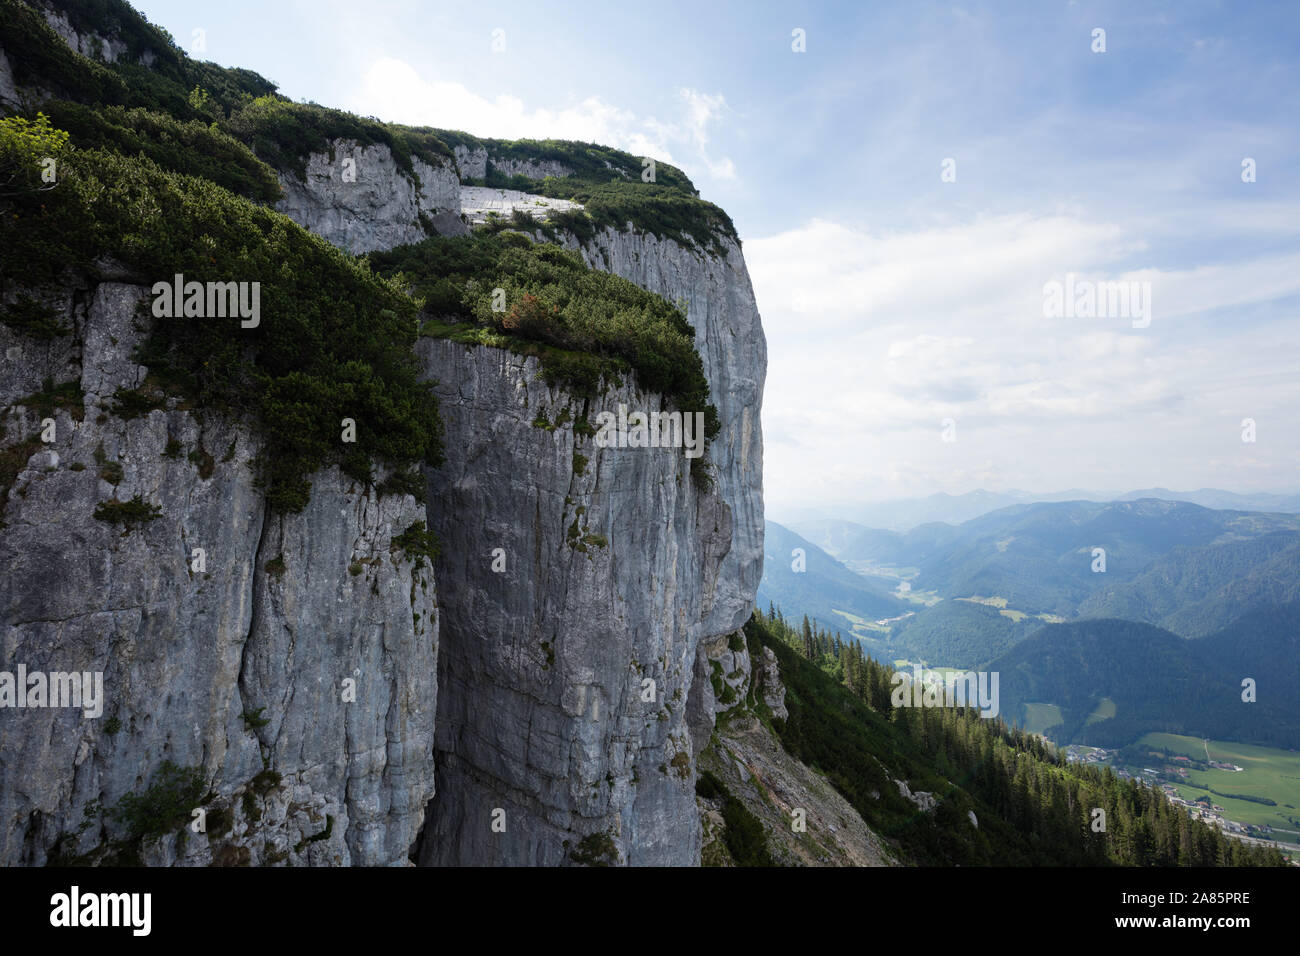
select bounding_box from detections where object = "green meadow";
[1020,702,1065,737]
[1136,732,1300,832]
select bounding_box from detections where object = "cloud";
[749,213,1300,513]
[342,58,736,183]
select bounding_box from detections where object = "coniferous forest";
[746,607,1286,867]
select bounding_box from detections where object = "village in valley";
[1060,741,1299,860]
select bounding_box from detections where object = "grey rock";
[755,645,788,721]
[416,223,766,866]
[490,157,572,180]
[276,141,467,253]
[895,779,938,813]
[0,282,437,866]
[37,4,131,63]
[453,145,487,181]
[414,341,727,866]
[564,227,766,641]
[0,47,18,109]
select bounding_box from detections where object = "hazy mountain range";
[776,487,1300,533]
[759,498,1300,748]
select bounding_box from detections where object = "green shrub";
[0,140,444,513]
[0,0,272,120]
[695,769,724,800]
[294,814,334,852]
[221,97,452,180]
[377,467,426,503]
[368,233,718,439]
[110,386,166,420]
[239,707,270,730]
[205,807,233,840]
[39,100,281,202]
[18,377,84,421]
[569,830,619,866]
[1,295,69,339]
[693,768,773,866]
[0,2,127,105]
[392,520,439,569]
[93,494,162,528]
[249,769,281,794]
[111,760,206,842]
[188,446,215,479]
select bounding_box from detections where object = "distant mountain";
[1079,531,1300,637]
[1196,602,1300,699]
[781,498,1300,753]
[786,490,1086,534]
[988,616,1300,749]
[885,598,1040,669]
[757,521,908,638]
[788,517,957,570]
[801,499,1300,618]
[778,487,1300,534]
[1115,488,1300,513]
[916,499,1300,615]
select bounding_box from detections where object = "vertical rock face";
[450,144,573,182]
[275,141,467,253]
[0,47,19,108]
[489,157,573,180]
[416,227,766,866]
[569,228,766,639]
[452,145,488,181]
[0,282,437,866]
[35,3,135,64]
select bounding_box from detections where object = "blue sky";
[136,0,1300,515]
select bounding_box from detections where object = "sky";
[135,0,1300,517]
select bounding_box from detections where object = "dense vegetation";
[439,129,738,253]
[222,97,453,180]
[0,0,276,119]
[747,607,1287,866]
[0,114,443,512]
[367,231,719,436]
[695,769,775,866]
[988,616,1300,749]
[1,0,729,508]
[886,598,1037,669]
[37,99,281,201]
[1,0,740,257]
[1079,530,1300,637]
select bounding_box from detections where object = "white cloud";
[342,58,736,183]
[749,214,1300,513]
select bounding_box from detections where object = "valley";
[760,495,1300,846]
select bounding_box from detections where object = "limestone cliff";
[410,210,764,866]
[0,282,437,866]
[0,0,767,867]
[275,140,467,254]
